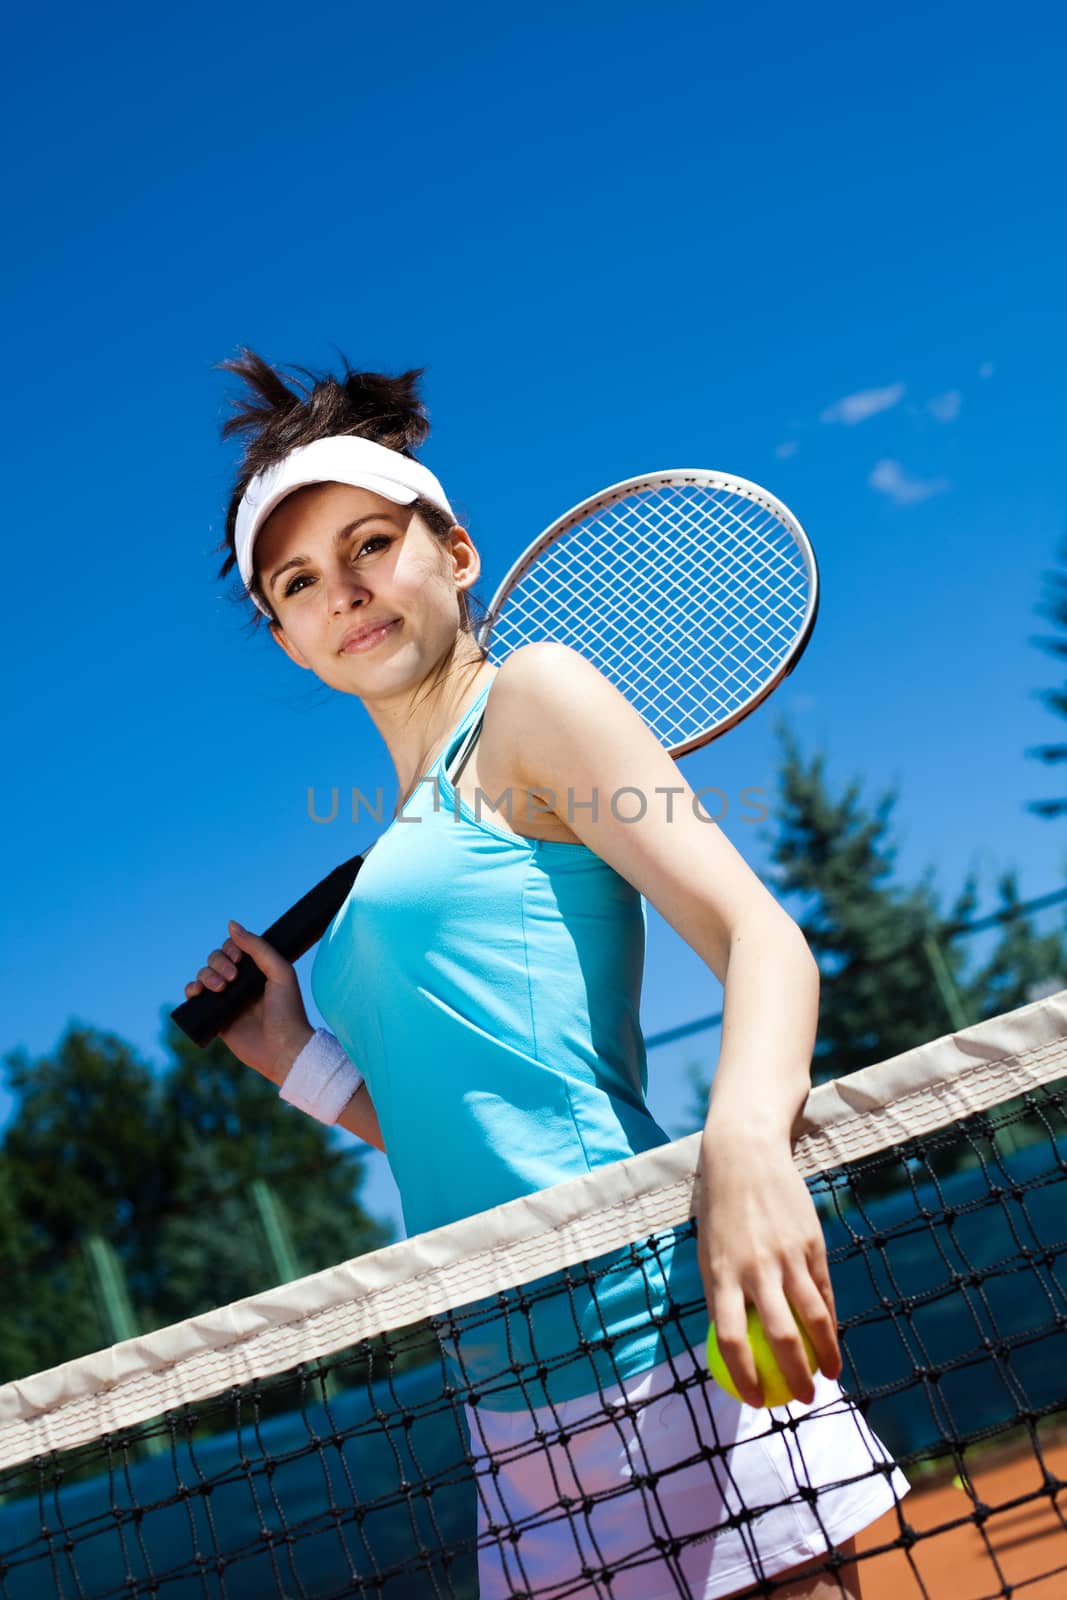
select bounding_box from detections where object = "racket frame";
[476,468,820,758]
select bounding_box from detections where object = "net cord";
[1,989,1064,1471]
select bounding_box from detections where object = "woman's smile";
[339,617,402,654]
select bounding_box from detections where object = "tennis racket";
[171,469,819,1047]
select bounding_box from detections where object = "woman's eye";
[355,534,391,558]
[281,536,391,598]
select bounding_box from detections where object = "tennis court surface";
[1,991,1065,1597]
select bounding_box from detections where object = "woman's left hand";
[697,1128,842,1408]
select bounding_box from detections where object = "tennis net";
[1,992,1065,1599]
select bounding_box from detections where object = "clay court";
[852,1426,1067,1597]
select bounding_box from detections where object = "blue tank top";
[311,679,708,1409]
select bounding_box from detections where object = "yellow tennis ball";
[706,1305,820,1408]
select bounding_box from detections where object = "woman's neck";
[373,648,497,810]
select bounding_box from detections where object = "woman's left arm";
[493,643,839,1408]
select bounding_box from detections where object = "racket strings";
[486,484,812,750]
[494,543,793,737]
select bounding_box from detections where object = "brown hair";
[213,348,485,638]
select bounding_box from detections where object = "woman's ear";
[449,526,481,593]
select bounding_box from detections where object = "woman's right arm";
[336,1083,385,1152]
[185,919,385,1154]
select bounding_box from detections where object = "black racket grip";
[170,854,365,1049]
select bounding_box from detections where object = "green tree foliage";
[0,1017,391,1383]
[966,870,1067,1014]
[683,725,1067,1133]
[0,1153,41,1380]
[152,1017,390,1325]
[767,725,981,1085]
[3,1027,169,1372]
[1027,532,1067,818]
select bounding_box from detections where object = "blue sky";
[2,0,1064,1236]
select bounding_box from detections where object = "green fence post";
[250,1178,303,1284]
[83,1233,139,1345]
[250,1180,338,1401]
[921,935,970,1033]
[82,1234,166,1455]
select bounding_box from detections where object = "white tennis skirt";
[463,1337,911,1599]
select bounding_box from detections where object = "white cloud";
[775,440,798,459]
[869,459,951,505]
[979,361,995,379]
[926,389,961,423]
[820,383,905,425]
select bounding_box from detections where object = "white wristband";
[279,1028,364,1125]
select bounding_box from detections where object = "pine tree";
[682,724,1067,1138]
[1027,532,1067,818]
[766,725,981,1086]
[965,870,1067,1014]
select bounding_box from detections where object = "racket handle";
[170,854,365,1049]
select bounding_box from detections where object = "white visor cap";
[234,435,457,616]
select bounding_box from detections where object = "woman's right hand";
[183,920,313,1084]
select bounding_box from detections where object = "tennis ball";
[706,1305,820,1408]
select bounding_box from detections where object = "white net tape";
[1,990,1064,1470]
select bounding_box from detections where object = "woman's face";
[255,482,480,698]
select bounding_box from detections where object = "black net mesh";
[1,1077,1065,1598]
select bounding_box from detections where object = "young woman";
[185,352,910,1599]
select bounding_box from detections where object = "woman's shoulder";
[487,643,651,792]
[487,642,609,746]
[492,640,592,700]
